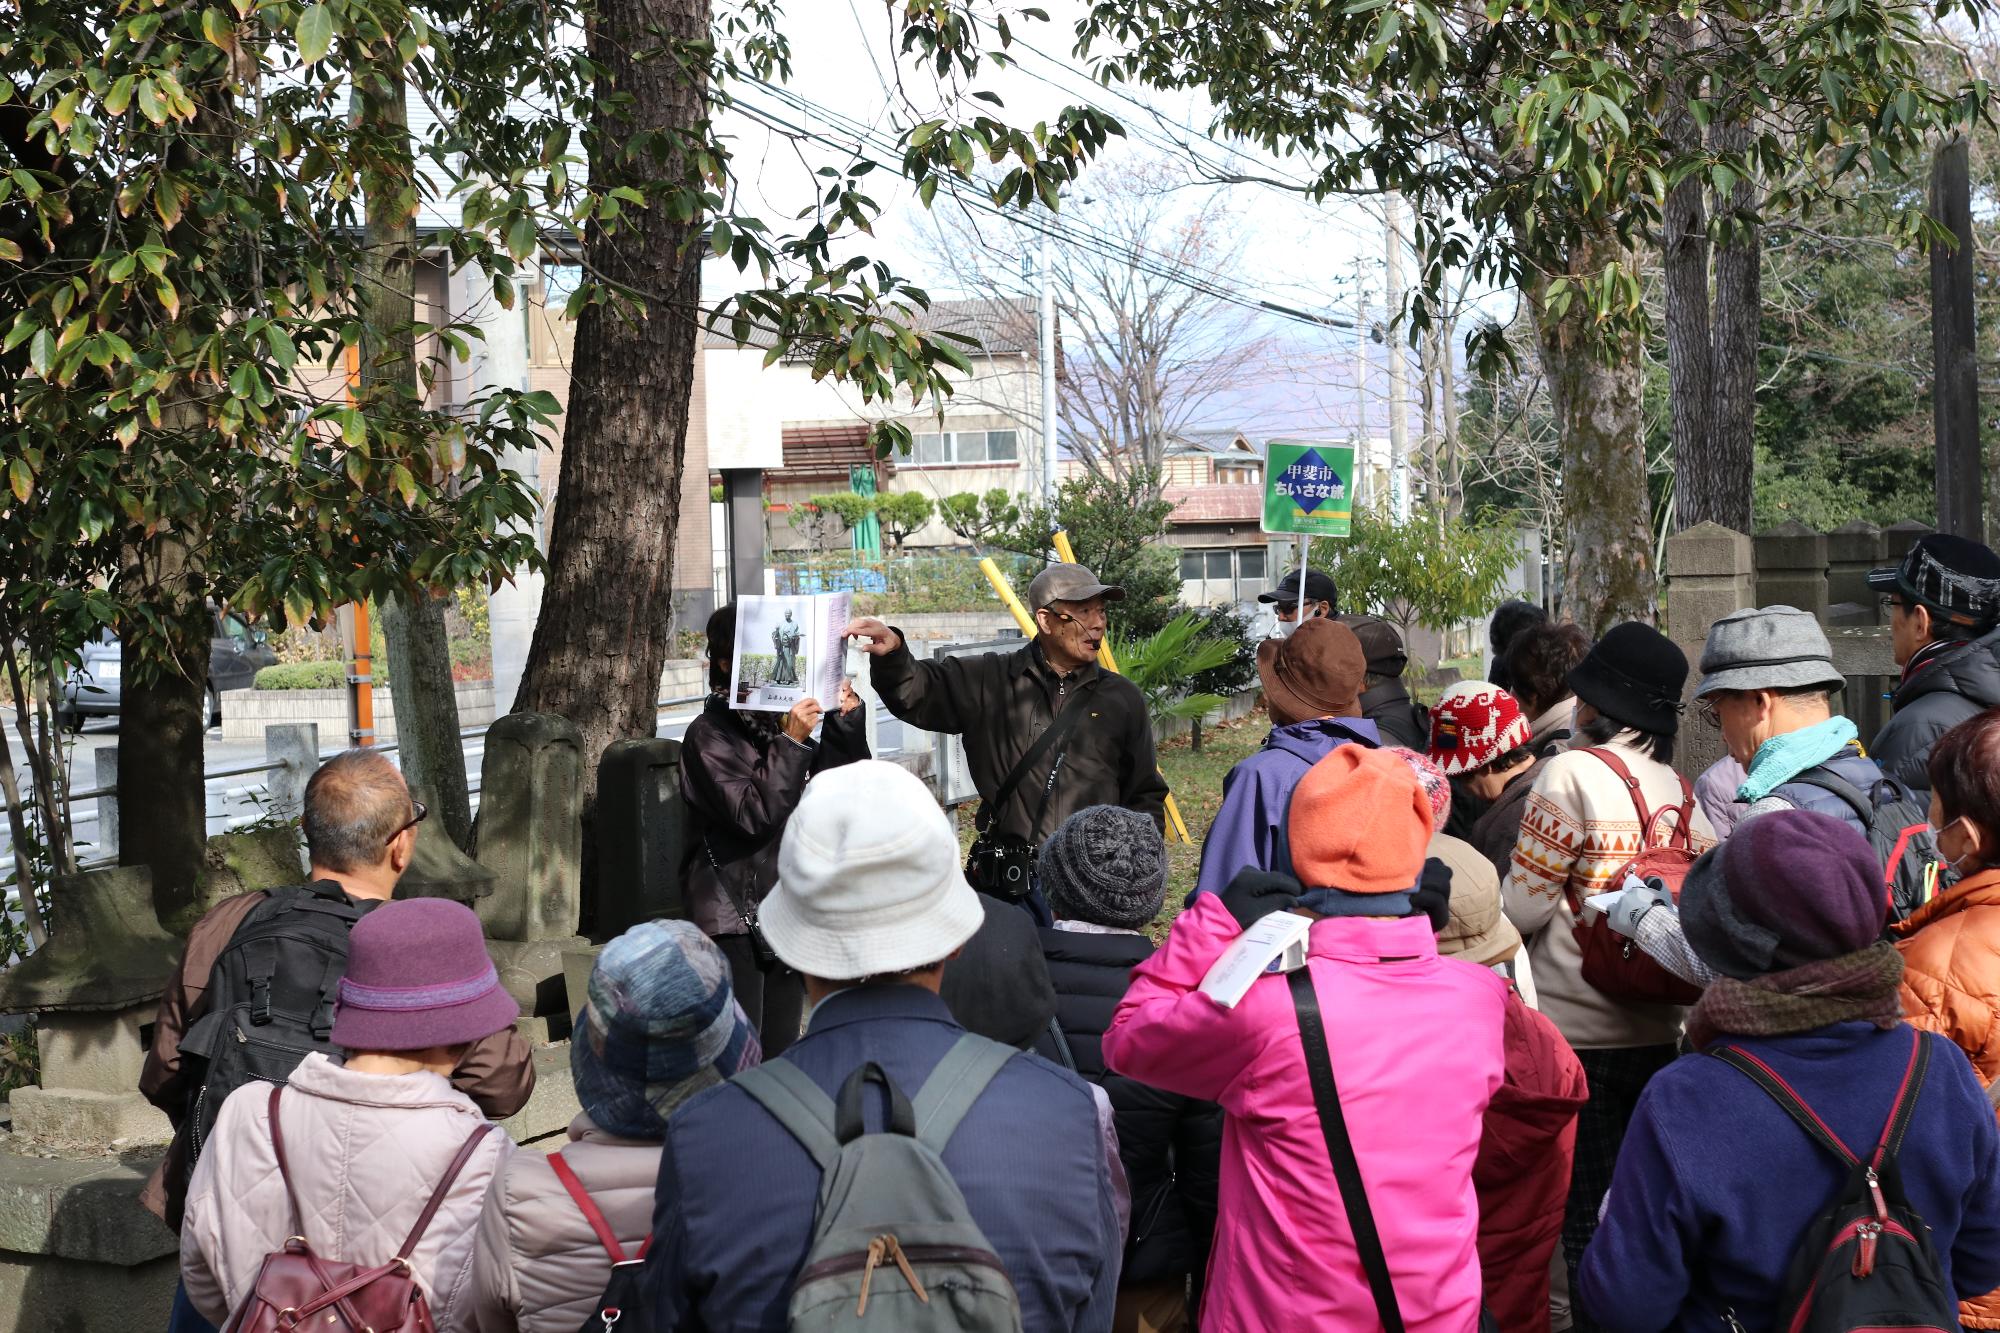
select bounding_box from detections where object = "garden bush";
[253,660,347,690]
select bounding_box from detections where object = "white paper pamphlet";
[729,591,853,712]
[1198,911,1314,1009]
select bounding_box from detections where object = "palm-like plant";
[1110,613,1245,732]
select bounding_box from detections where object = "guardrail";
[0,694,709,882]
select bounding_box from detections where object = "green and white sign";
[1261,441,1355,538]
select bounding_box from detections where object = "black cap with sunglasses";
[1258,568,1339,615]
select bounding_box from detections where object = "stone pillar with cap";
[1752,520,1829,620]
[1826,520,1886,624]
[474,712,589,1041]
[1882,519,1938,569]
[1663,522,1755,782]
[0,866,177,1146]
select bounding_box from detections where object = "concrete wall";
[218,679,495,742]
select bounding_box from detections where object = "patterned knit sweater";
[1501,739,1718,1050]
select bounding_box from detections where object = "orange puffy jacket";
[1895,866,2000,1328]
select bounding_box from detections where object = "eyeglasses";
[387,799,428,846]
[1695,697,1722,729]
[1042,607,1107,629]
[1274,602,1299,617]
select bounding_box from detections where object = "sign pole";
[1296,535,1312,617]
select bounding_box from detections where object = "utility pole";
[1353,262,1372,509]
[1384,193,1412,524]
[1930,137,1981,539]
[1039,230,1059,507]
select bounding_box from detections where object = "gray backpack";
[734,1035,1025,1332]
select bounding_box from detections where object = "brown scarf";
[1686,942,1906,1051]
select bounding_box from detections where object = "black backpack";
[176,882,375,1178]
[1785,769,1948,923]
[1710,1032,1956,1333]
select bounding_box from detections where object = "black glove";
[1409,857,1453,933]
[1218,869,1303,932]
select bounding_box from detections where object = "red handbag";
[223,1084,494,1333]
[1563,748,1705,1008]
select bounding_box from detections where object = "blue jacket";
[643,984,1122,1332]
[1763,745,1892,840]
[1191,717,1380,899]
[1578,1023,2000,1333]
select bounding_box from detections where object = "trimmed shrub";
[253,660,347,690]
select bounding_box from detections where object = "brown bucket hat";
[1257,618,1366,723]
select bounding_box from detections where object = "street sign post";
[1262,441,1355,614]
[1262,440,1356,539]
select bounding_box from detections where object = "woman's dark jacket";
[1030,926,1223,1290]
[678,693,869,936]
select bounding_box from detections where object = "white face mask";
[1932,815,1984,875]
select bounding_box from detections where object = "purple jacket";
[1191,717,1380,900]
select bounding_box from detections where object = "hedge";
[253,661,348,690]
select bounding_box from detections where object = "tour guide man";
[845,564,1168,916]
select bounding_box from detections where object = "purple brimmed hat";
[330,899,519,1051]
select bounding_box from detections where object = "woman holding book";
[678,601,868,1054]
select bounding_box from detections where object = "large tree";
[506,1,1121,866]
[1080,0,1987,631]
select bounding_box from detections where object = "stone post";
[475,712,586,1039]
[1826,520,1885,624]
[1663,522,1755,782]
[92,748,117,862]
[263,722,318,825]
[593,738,687,938]
[1753,520,1830,619]
[1882,519,1937,570]
[0,865,176,1146]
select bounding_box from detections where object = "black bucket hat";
[1566,622,1689,736]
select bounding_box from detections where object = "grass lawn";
[954,705,1274,940]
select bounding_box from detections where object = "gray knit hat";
[1695,605,1845,699]
[1038,805,1168,930]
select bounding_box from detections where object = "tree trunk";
[1691,105,1759,533]
[511,0,707,887]
[1528,232,1657,634]
[119,551,210,931]
[1659,14,1714,535]
[354,46,472,850]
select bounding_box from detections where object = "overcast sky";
[706,1,1416,440]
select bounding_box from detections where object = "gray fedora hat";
[1695,605,1846,698]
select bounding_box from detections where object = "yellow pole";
[1045,531,1194,844]
[980,558,1036,638]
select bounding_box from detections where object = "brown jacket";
[1895,867,2000,1329]
[870,634,1168,844]
[139,885,535,1228]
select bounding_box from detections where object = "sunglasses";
[387,799,428,846]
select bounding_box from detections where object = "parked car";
[57,609,279,731]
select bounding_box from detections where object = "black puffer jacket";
[1359,679,1431,751]
[1872,627,2000,792]
[1030,927,1222,1294]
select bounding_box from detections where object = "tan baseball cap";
[1028,563,1125,611]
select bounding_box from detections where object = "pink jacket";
[1103,895,1506,1333]
[181,1053,513,1331]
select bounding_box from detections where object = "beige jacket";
[467,1116,660,1333]
[1501,738,1717,1050]
[181,1053,513,1331]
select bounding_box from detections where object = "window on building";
[529,263,583,368]
[1178,551,1204,581]
[909,429,1021,465]
[1238,546,1267,579]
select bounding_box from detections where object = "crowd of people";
[133,529,2000,1333]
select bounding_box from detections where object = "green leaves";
[295,5,335,64]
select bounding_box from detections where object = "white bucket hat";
[763,760,983,981]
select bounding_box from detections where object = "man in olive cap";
[845,564,1167,918]
[1867,533,2000,792]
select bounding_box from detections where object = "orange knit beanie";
[1288,745,1435,893]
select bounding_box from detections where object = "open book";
[729,591,853,712]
